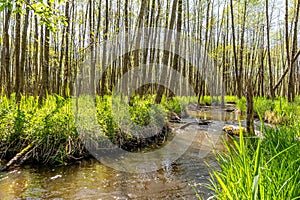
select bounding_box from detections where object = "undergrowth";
[0,94,184,164]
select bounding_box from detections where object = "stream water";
[0,108,240,199]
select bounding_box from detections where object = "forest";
[0,0,299,199]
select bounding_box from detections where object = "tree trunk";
[230,0,239,98]
[15,4,22,102]
[131,0,147,99]
[63,0,70,97]
[1,8,12,97]
[19,5,30,99]
[246,81,255,136]
[33,16,39,98]
[100,0,109,96]
[155,0,178,104]
[288,0,299,102]
[40,1,51,101]
[266,0,275,99]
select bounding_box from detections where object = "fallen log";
[222,125,247,136]
[169,111,181,123]
[179,120,211,129]
[0,143,33,172]
[222,125,263,138]
[179,121,198,129]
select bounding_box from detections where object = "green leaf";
[0,4,6,12]
[213,172,233,200]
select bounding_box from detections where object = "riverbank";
[0,94,182,169]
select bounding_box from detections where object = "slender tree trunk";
[100,0,109,96]
[19,5,30,99]
[88,0,96,95]
[237,1,247,99]
[63,0,70,97]
[15,4,22,102]
[230,0,239,98]
[288,0,299,102]
[122,0,130,95]
[172,0,182,76]
[33,16,39,98]
[1,8,12,97]
[266,0,275,99]
[155,0,178,104]
[246,81,254,136]
[40,1,51,101]
[131,0,147,99]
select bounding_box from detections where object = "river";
[0,108,239,199]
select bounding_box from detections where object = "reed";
[208,124,300,199]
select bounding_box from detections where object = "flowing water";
[0,108,240,199]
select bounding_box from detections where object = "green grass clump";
[209,124,300,199]
[234,96,300,124]
[96,95,167,139]
[253,97,274,116]
[0,94,84,165]
[161,96,191,114]
[236,97,246,112]
[225,96,239,103]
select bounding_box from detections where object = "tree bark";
[63,0,70,97]
[1,8,12,97]
[266,0,275,99]
[288,0,299,102]
[100,0,109,96]
[230,0,239,98]
[40,1,51,101]
[15,4,22,102]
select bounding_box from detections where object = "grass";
[208,123,300,199]
[0,94,83,165]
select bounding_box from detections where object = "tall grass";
[209,124,300,199]
[0,94,85,165]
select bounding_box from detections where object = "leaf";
[213,172,233,200]
[0,4,6,12]
[252,175,259,200]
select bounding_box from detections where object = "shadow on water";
[0,108,240,199]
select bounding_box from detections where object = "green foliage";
[0,0,66,32]
[234,96,300,124]
[224,96,239,103]
[96,96,118,140]
[0,0,12,12]
[161,96,183,114]
[0,94,176,164]
[209,125,300,199]
[96,95,167,141]
[236,97,246,112]
[0,95,81,165]
[199,96,212,105]
[253,97,274,116]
